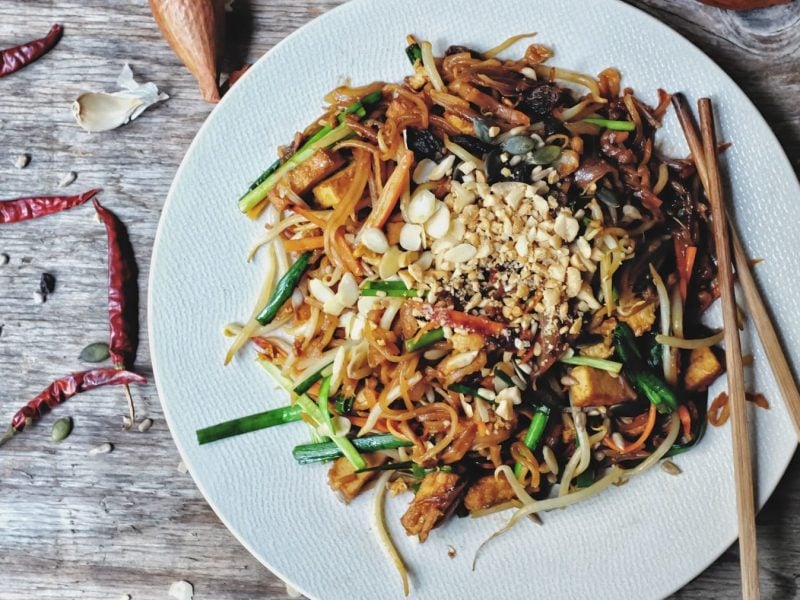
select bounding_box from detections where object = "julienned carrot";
[675,239,698,302]
[334,229,362,275]
[292,205,329,229]
[420,304,507,337]
[360,149,414,232]
[284,236,325,252]
[677,404,692,441]
[605,403,656,454]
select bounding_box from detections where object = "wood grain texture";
[0,1,797,599]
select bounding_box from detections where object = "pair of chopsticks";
[672,94,800,600]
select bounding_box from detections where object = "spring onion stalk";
[613,322,678,414]
[258,358,294,393]
[356,460,414,474]
[294,394,366,469]
[513,405,551,478]
[360,288,419,298]
[317,375,334,437]
[364,280,409,290]
[405,327,445,352]
[196,404,302,445]
[447,383,493,401]
[582,117,636,131]
[239,123,353,214]
[405,43,422,65]
[256,251,313,326]
[239,93,383,212]
[293,361,333,395]
[292,434,412,464]
[559,356,623,376]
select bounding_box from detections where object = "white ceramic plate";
[149,1,800,598]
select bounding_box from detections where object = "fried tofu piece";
[450,333,485,353]
[312,159,358,208]
[619,302,657,337]
[685,347,725,392]
[268,150,345,210]
[464,475,517,513]
[327,452,386,503]
[569,365,637,407]
[400,471,463,542]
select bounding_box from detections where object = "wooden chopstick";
[672,93,800,438]
[698,98,760,600]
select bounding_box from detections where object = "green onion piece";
[360,288,419,298]
[292,434,412,465]
[256,251,313,326]
[334,394,354,415]
[196,404,302,445]
[317,375,334,438]
[356,460,414,474]
[336,90,382,124]
[405,327,445,352]
[405,43,422,65]
[447,383,493,402]
[242,159,281,197]
[494,367,515,388]
[238,123,353,214]
[293,361,333,395]
[582,118,636,131]
[560,356,623,376]
[513,405,551,478]
[258,358,294,394]
[364,280,411,291]
[575,468,595,488]
[294,394,366,469]
[411,463,426,479]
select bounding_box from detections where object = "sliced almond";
[443,243,476,264]
[408,188,438,224]
[379,247,402,279]
[425,204,451,239]
[337,273,359,307]
[309,278,335,303]
[361,227,389,254]
[399,223,424,251]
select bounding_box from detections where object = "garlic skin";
[72,64,169,133]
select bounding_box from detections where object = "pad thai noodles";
[199,35,732,594]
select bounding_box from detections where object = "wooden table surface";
[1,1,798,598]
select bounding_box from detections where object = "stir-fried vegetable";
[405,327,445,352]
[292,434,412,464]
[582,117,636,131]
[513,405,551,478]
[256,251,313,326]
[196,404,302,445]
[613,322,678,414]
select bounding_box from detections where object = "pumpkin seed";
[531,144,562,165]
[51,416,73,443]
[80,341,110,363]
[500,135,536,156]
[472,118,492,143]
[596,187,622,208]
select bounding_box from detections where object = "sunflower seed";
[51,417,73,443]
[168,580,194,600]
[88,442,113,455]
[14,153,30,169]
[32,291,45,304]
[0,253,9,266]
[661,460,682,476]
[138,417,153,433]
[58,171,77,188]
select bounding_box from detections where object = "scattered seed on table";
[447,545,457,558]
[58,171,77,188]
[40,272,56,296]
[79,341,110,363]
[32,291,45,304]
[118,595,132,600]
[122,415,133,430]
[88,442,113,455]
[285,583,302,599]
[14,153,30,169]
[138,417,153,433]
[51,416,73,442]
[0,253,9,266]
[168,580,194,600]
[177,461,188,474]
[661,460,682,476]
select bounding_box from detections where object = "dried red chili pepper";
[0,188,101,224]
[1,24,63,79]
[0,369,146,445]
[93,199,140,424]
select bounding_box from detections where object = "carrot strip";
[291,205,328,228]
[334,228,362,275]
[283,236,325,252]
[420,304,507,337]
[360,149,413,232]
[677,404,692,441]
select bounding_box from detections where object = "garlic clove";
[72,93,144,133]
[73,64,169,133]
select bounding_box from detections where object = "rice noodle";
[533,65,606,103]
[495,465,535,505]
[373,471,410,597]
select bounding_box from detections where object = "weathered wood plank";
[0,1,797,599]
